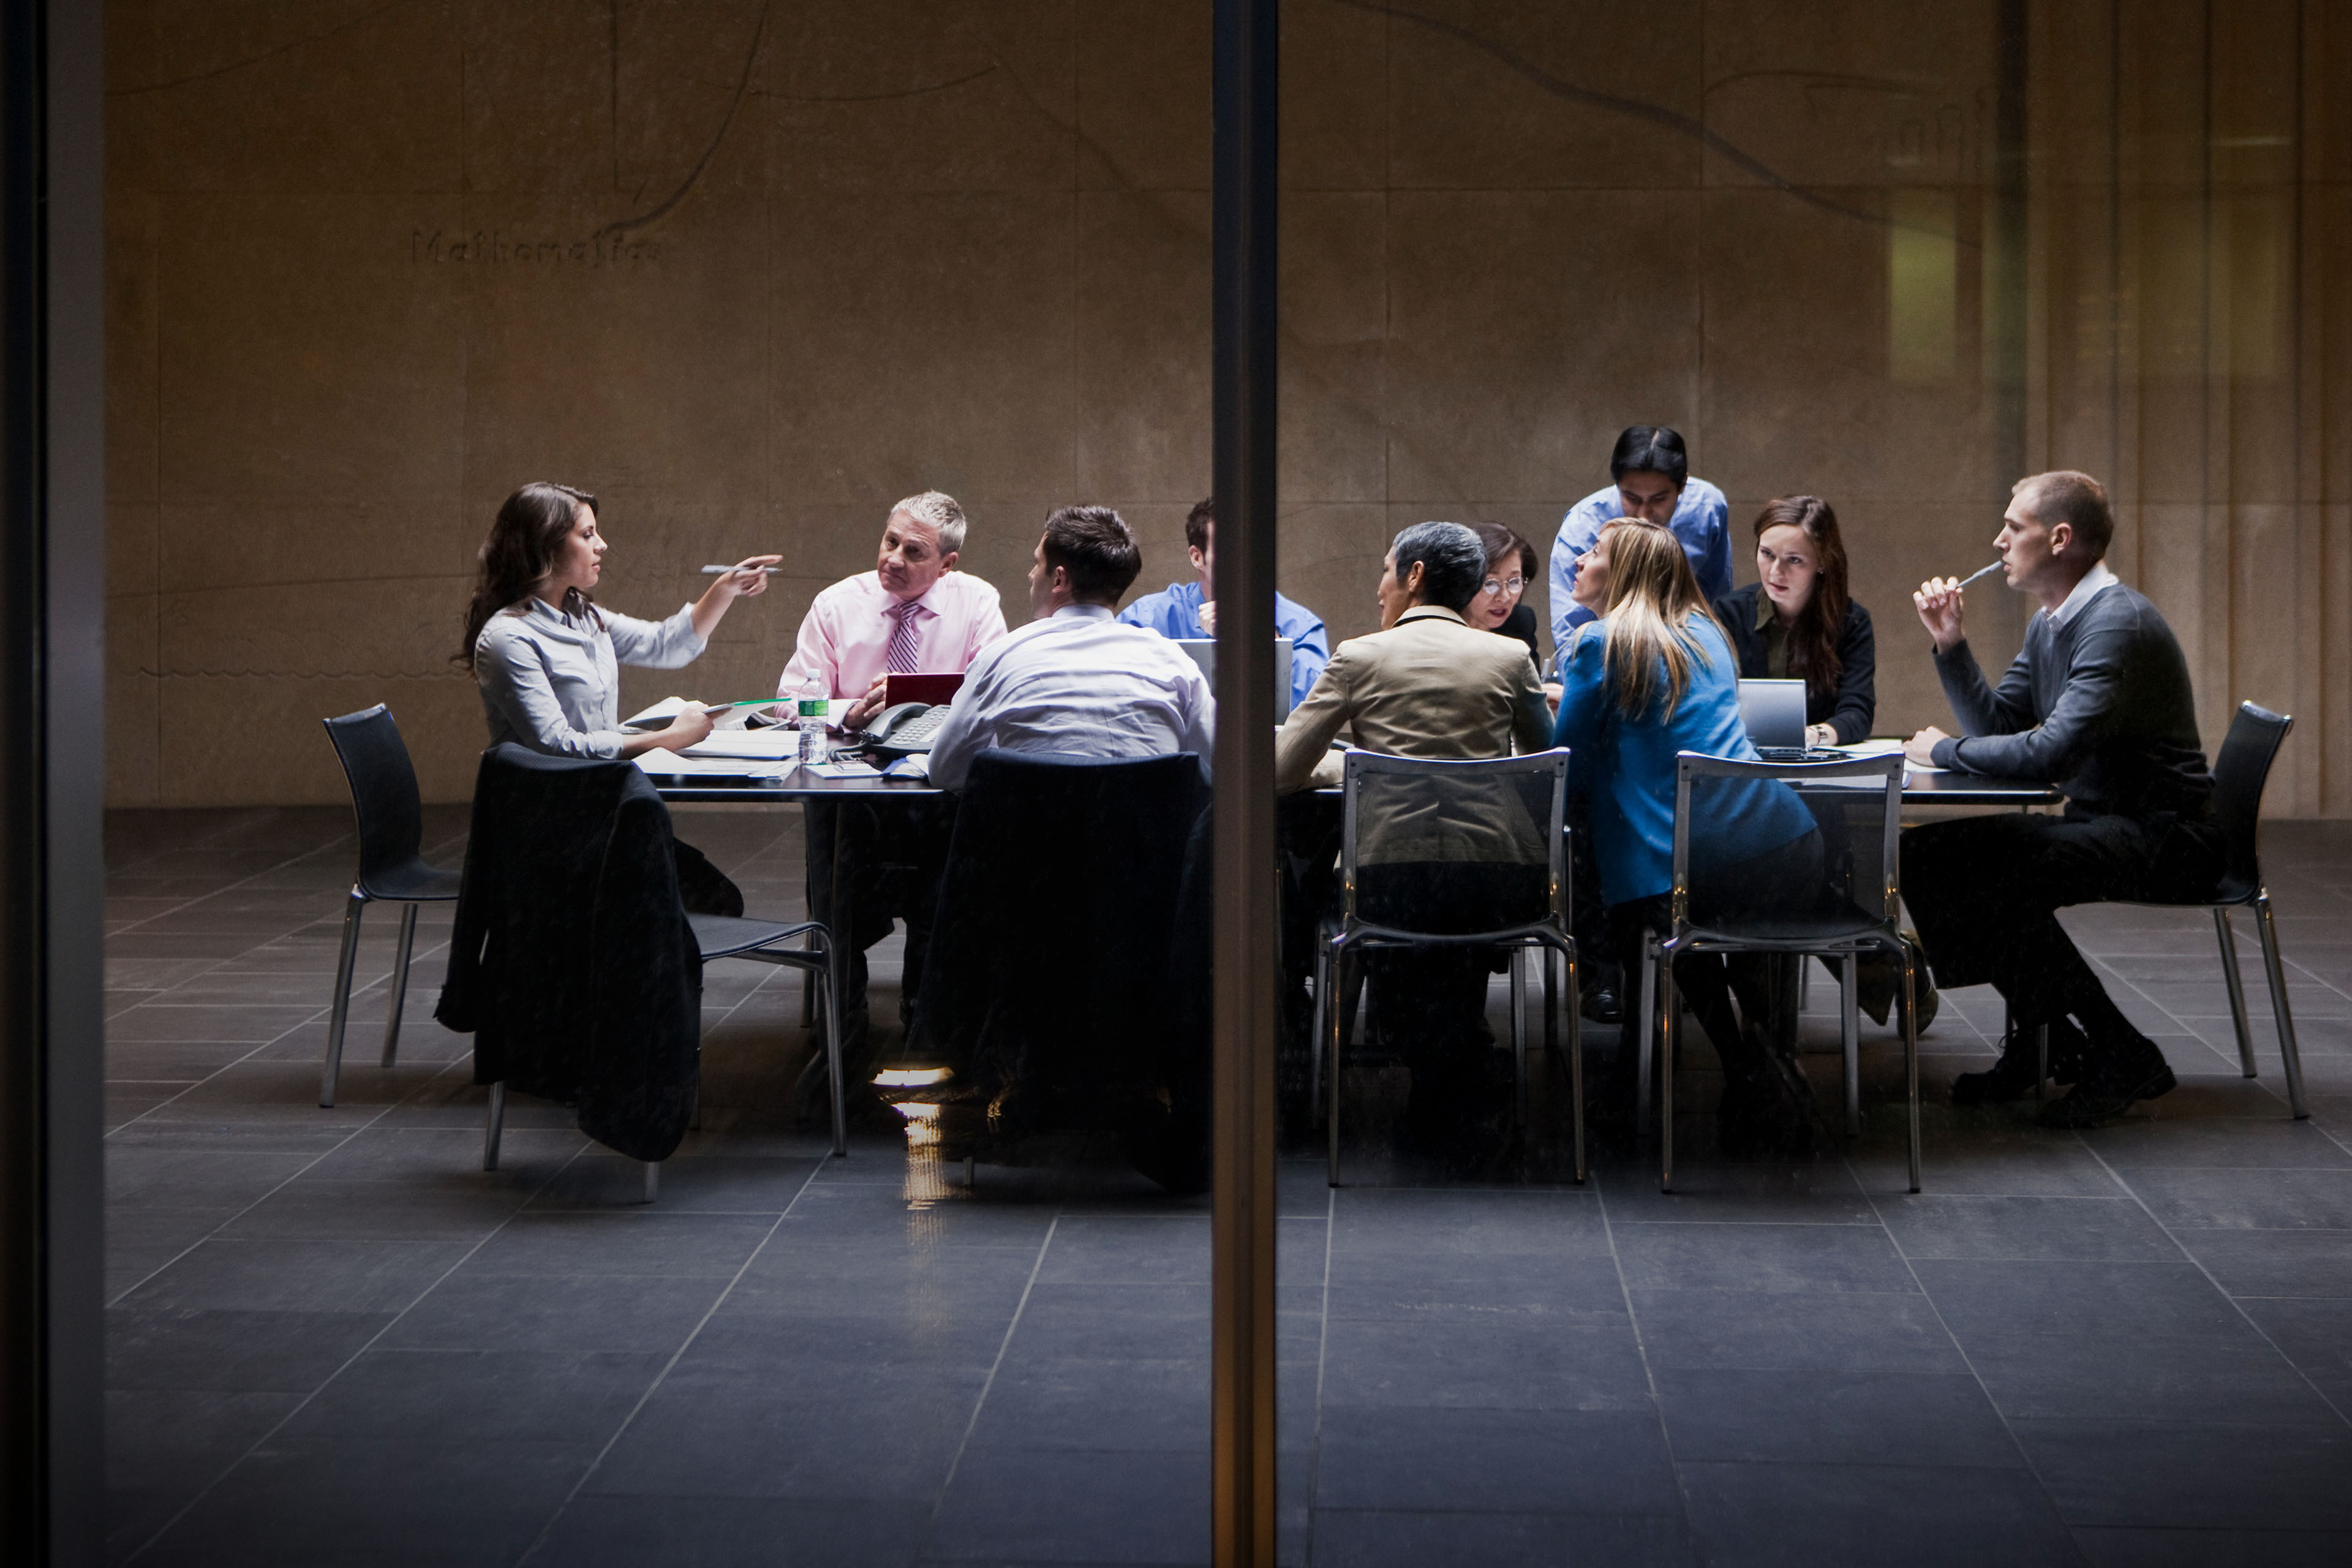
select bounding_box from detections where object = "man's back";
[1275,606,1553,792]
[925,606,1216,790]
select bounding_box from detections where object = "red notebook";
[883,673,964,707]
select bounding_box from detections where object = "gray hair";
[1390,521,1488,612]
[891,490,968,556]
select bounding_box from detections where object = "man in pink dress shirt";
[779,491,1007,1128]
[778,490,1008,725]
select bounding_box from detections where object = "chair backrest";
[1671,751,1902,944]
[913,748,1210,1132]
[322,705,426,897]
[2210,701,2293,903]
[1340,749,1569,940]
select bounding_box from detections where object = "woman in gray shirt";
[459,481,777,913]
[461,481,776,758]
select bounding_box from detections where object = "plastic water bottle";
[796,675,828,768]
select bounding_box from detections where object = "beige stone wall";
[105,0,2349,810]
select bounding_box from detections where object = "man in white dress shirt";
[925,507,1215,791]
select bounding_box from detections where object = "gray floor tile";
[459,1209,781,1277]
[530,1494,933,1568]
[2176,1227,2352,1296]
[1626,1287,1967,1374]
[1035,1215,1212,1284]
[108,1305,392,1393]
[1877,1194,2180,1261]
[276,1348,670,1444]
[105,1389,306,1566]
[966,1356,1208,1453]
[1653,1368,2018,1468]
[1318,1315,1653,1411]
[378,1270,730,1354]
[1304,1510,1694,1568]
[136,1436,599,1568]
[2013,1417,2352,1530]
[1313,1406,1679,1515]
[1012,1282,1210,1362]
[586,1379,974,1503]
[2234,1296,2352,1410]
[2123,1166,2352,1229]
[2072,1525,2352,1566]
[1594,1161,1878,1225]
[1910,1257,2255,1340]
[925,1446,1209,1564]
[1677,1460,2077,1567]
[1610,1221,1918,1295]
[117,1236,471,1316]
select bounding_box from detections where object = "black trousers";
[1608,828,1826,1078]
[803,796,957,1065]
[1901,807,2222,1033]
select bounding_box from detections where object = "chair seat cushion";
[688,913,817,961]
[360,861,463,902]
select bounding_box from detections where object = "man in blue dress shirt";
[1119,496,1330,708]
[1546,425,1732,653]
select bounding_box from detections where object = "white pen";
[701,565,781,574]
[1953,560,2003,589]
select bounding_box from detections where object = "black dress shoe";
[2037,1035,2176,1128]
[1950,1020,2087,1106]
[1580,984,1622,1025]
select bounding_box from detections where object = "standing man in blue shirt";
[1120,496,1331,708]
[1547,426,1732,653]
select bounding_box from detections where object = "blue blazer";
[1553,614,1814,908]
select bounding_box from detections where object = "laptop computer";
[1736,677,1840,761]
[1173,637,1295,720]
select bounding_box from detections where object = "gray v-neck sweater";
[1929,581,2212,820]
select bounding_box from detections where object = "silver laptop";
[1174,638,1295,720]
[1736,678,1809,751]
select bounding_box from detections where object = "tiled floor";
[102,806,2352,1566]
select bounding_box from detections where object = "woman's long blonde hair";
[1597,521,1721,717]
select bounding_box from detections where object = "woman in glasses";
[1469,522,1541,662]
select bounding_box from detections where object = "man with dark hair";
[1118,496,1331,706]
[1547,424,1732,650]
[1901,470,2219,1125]
[1274,522,1555,1154]
[924,507,1215,791]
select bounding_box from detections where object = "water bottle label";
[797,698,827,719]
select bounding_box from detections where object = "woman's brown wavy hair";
[456,482,599,670]
[1752,495,1850,698]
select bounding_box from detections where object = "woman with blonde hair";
[1552,521,1825,1152]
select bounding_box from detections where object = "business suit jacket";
[1275,605,1556,865]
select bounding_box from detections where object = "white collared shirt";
[923,603,1216,791]
[2046,562,2119,629]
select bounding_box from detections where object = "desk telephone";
[863,701,948,754]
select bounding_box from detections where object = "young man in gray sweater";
[1901,471,2221,1126]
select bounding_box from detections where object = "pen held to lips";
[1953,561,2003,589]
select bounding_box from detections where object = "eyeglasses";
[1478,575,1526,598]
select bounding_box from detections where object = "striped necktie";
[884,598,922,675]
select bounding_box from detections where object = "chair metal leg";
[1902,952,1921,1193]
[1635,938,1658,1136]
[1658,951,1678,1193]
[1564,946,1585,1186]
[380,902,418,1069]
[2254,893,2309,1119]
[820,935,848,1157]
[1840,954,1861,1137]
[1509,946,1528,1133]
[2213,907,2258,1077]
[1310,937,1330,1129]
[643,1161,660,1204]
[482,1081,505,1171]
[320,890,366,1107]
[1327,940,1350,1186]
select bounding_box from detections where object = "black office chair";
[2105,701,2307,1118]
[911,750,1209,1189]
[318,706,463,1107]
[1640,752,1921,1193]
[1319,750,1583,1186]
